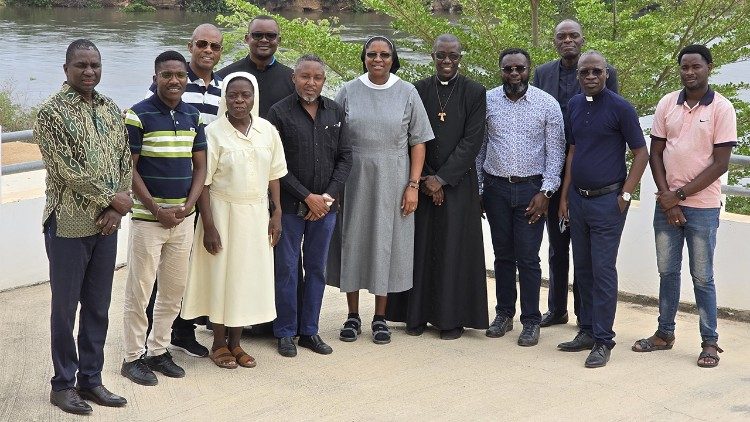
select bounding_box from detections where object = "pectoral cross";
[438,112,446,122]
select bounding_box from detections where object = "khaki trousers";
[122,214,195,362]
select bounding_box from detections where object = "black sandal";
[631,330,675,352]
[697,341,723,368]
[371,320,391,345]
[339,316,362,342]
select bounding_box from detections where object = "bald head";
[188,23,223,75]
[192,23,222,43]
[433,33,461,51]
[555,19,582,35]
[578,50,607,67]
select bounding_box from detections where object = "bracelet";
[155,206,162,218]
[408,181,419,189]
[409,179,419,184]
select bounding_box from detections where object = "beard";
[300,94,318,103]
[503,80,529,96]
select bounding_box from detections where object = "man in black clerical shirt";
[217,15,294,118]
[267,55,352,357]
[385,34,488,340]
[533,19,619,329]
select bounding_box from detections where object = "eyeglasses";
[158,71,188,80]
[501,65,527,74]
[434,52,462,62]
[365,52,392,59]
[250,32,279,41]
[578,68,605,77]
[192,39,223,52]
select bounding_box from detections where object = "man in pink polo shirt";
[632,44,737,368]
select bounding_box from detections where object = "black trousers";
[545,187,580,318]
[45,214,117,391]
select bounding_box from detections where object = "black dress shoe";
[540,311,569,327]
[585,343,612,368]
[486,314,513,338]
[121,358,158,386]
[77,385,127,407]
[298,334,333,355]
[50,388,92,415]
[406,323,427,336]
[144,351,185,378]
[278,336,297,357]
[557,331,595,352]
[517,324,540,347]
[440,327,464,340]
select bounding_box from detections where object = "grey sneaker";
[486,314,513,338]
[517,324,540,346]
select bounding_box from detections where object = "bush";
[184,0,228,13]
[6,0,53,7]
[122,0,156,12]
[0,89,37,133]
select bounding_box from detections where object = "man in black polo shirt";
[556,51,648,368]
[267,55,352,357]
[532,19,619,328]
[217,15,294,118]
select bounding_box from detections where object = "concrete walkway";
[1,269,749,421]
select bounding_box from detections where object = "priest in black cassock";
[386,34,489,340]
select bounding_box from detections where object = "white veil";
[217,71,260,120]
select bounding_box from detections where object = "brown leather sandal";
[230,346,257,368]
[210,346,238,369]
[697,341,723,368]
[631,330,675,352]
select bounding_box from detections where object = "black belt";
[576,182,623,198]
[489,174,542,184]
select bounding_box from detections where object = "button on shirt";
[35,83,132,238]
[266,93,353,213]
[476,85,565,193]
[651,88,737,208]
[568,88,646,190]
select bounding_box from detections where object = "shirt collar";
[585,87,609,102]
[676,87,715,106]
[246,55,277,72]
[60,82,105,106]
[148,92,185,114]
[294,91,327,109]
[187,63,221,87]
[436,72,459,86]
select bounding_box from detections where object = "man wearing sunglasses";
[121,51,207,386]
[532,19,619,330]
[556,51,648,367]
[477,48,565,347]
[217,15,294,118]
[386,34,489,340]
[144,23,224,361]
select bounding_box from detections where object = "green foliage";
[184,0,228,13]
[6,0,52,7]
[0,89,37,133]
[122,0,156,12]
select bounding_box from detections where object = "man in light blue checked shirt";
[477,47,565,347]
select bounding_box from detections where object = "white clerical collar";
[358,73,400,90]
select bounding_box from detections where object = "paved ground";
[1,269,749,421]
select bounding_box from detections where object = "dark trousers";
[569,190,627,348]
[483,175,545,326]
[45,214,117,391]
[273,212,336,338]
[545,187,580,318]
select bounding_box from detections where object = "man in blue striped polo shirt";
[121,51,207,386]
[145,23,223,359]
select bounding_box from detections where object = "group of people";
[36,14,736,416]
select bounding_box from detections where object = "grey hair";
[433,33,461,51]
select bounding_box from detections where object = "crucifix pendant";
[438,112,446,122]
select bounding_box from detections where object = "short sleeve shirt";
[568,88,646,189]
[651,88,737,208]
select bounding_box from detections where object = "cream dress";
[181,72,287,327]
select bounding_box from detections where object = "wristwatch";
[541,189,554,199]
[621,192,632,202]
[676,188,687,201]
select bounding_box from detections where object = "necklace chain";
[435,75,458,122]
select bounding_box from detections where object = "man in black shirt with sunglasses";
[217,15,294,118]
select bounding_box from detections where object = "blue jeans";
[483,175,545,326]
[273,212,337,338]
[569,190,627,348]
[653,205,720,342]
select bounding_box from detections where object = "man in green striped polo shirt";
[120,51,207,386]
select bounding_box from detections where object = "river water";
[1,6,748,112]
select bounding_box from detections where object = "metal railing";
[3,129,750,196]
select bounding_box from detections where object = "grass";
[0,88,37,133]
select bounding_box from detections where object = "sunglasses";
[578,68,605,77]
[158,71,188,80]
[501,65,527,74]
[192,39,223,52]
[434,52,462,62]
[365,51,392,59]
[250,32,278,41]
